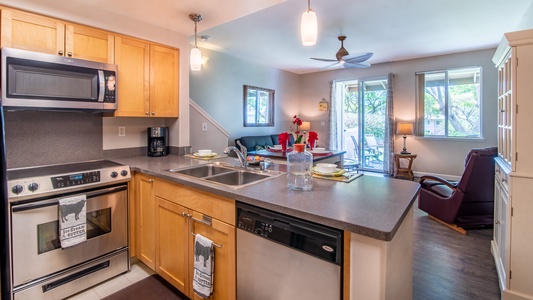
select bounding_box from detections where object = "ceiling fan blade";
[321,62,341,70]
[311,58,338,62]
[343,61,371,69]
[343,52,373,63]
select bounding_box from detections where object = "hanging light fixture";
[189,13,203,71]
[300,0,317,46]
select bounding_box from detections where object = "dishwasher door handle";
[190,215,223,248]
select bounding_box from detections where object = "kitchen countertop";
[112,155,420,241]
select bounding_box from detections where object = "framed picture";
[318,100,328,112]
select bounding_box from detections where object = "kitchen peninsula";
[113,155,420,300]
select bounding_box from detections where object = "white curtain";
[328,80,342,150]
[382,73,395,174]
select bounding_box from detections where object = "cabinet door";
[65,24,114,63]
[114,36,150,117]
[156,198,190,295]
[189,211,236,300]
[1,9,65,55]
[149,44,179,117]
[137,174,156,270]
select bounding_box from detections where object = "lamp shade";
[396,122,414,135]
[300,9,317,46]
[190,47,202,71]
[300,121,311,131]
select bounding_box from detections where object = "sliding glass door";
[337,77,387,172]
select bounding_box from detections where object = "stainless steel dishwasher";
[236,202,343,300]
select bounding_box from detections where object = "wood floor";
[413,199,501,300]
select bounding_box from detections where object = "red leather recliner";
[418,147,497,228]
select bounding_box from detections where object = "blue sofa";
[235,134,295,152]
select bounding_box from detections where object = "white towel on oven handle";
[193,233,214,299]
[59,194,87,249]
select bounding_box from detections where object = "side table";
[393,153,417,180]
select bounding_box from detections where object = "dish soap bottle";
[287,144,313,191]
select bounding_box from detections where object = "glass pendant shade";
[190,47,202,71]
[301,9,317,46]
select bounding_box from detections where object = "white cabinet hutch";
[492,28,533,300]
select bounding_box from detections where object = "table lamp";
[300,121,311,144]
[396,122,414,154]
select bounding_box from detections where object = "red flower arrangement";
[308,131,318,149]
[292,115,304,144]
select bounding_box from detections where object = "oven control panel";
[7,161,131,202]
[51,171,100,189]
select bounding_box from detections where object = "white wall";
[300,49,498,177]
[517,0,533,30]
[189,47,301,146]
[1,0,191,148]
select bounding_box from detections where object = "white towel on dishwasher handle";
[59,194,87,249]
[193,233,214,299]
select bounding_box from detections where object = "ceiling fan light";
[301,9,317,46]
[190,47,202,71]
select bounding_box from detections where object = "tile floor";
[66,261,155,300]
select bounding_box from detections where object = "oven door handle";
[12,185,127,212]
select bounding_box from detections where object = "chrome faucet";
[224,146,247,168]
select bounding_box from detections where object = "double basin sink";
[166,163,284,189]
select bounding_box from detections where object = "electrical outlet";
[202,123,208,131]
[118,126,125,137]
[321,121,326,127]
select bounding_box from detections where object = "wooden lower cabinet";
[137,177,237,299]
[156,197,190,294]
[188,210,236,300]
[136,173,156,270]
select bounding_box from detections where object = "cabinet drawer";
[495,162,509,193]
[155,179,235,225]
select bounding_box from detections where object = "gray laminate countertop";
[112,155,420,241]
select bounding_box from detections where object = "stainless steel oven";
[6,160,130,300]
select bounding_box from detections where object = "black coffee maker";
[147,127,169,157]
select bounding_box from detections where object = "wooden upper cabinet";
[150,44,179,117]
[1,8,114,63]
[65,24,114,63]
[114,39,179,118]
[1,9,64,55]
[114,36,150,117]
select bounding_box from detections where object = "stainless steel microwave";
[1,47,117,112]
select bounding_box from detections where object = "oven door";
[10,184,128,287]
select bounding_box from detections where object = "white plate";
[193,152,218,157]
[310,149,328,154]
[312,167,345,177]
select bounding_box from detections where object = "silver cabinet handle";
[189,215,222,248]
[67,52,72,57]
[58,50,64,55]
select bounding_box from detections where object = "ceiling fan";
[311,36,373,69]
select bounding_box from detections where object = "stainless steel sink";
[204,170,269,186]
[167,165,234,178]
[166,163,284,188]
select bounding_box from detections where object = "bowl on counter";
[272,145,283,149]
[312,147,326,153]
[315,163,337,173]
[197,149,213,156]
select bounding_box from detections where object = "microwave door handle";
[98,70,105,102]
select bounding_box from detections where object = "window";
[243,85,274,127]
[416,67,482,138]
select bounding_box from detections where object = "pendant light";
[189,14,203,71]
[300,0,317,46]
